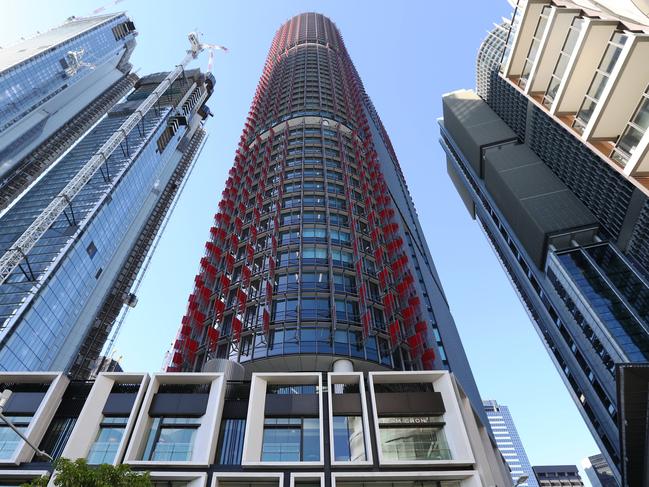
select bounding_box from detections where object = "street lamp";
[0,390,53,461]
[514,476,529,486]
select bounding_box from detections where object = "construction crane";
[0,32,215,286]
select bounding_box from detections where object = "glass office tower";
[483,400,539,487]
[439,0,649,480]
[170,12,484,418]
[0,67,214,376]
[0,13,138,209]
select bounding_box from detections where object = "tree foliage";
[22,458,151,487]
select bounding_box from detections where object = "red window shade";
[373,247,384,267]
[237,289,248,313]
[422,348,436,369]
[214,299,225,321]
[382,293,394,317]
[246,244,255,264]
[172,352,183,364]
[220,274,231,292]
[263,308,270,334]
[232,317,242,342]
[208,327,220,351]
[181,324,191,336]
[191,309,205,324]
[230,234,239,251]
[378,267,391,290]
[362,311,372,338]
[225,253,235,274]
[388,320,400,347]
[415,321,428,334]
[199,286,211,303]
[265,281,273,301]
[242,265,252,287]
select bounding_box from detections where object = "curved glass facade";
[171,13,438,373]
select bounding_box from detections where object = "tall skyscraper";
[0,13,138,210]
[439,0,649,479]
[483,400,539,487]
[582,453,619,487]
[0,16,214,377]
[169,12,485,417]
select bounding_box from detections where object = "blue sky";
[3,0,599,482]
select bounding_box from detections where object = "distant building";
[484,400,539,487]
[533,465,584,487]
[89,354,123,377]
[582,453,619,487]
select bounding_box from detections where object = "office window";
[332,416,366,461]
[261,417,320,461]
[0,415,31,459]
[87,416,129,464]
[378,417,451,461]
[142,417,200,461]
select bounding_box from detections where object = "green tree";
[22,458,151,487]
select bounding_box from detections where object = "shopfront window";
[142,417,200,461]
[0,415,30,459]
[332,416,366,461]
[87,416,129,464]
[261,417,320,461]
[378,417,451,461]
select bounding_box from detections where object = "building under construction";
[0,14,215,377]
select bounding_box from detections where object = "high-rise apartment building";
[0,13,138,210]
[0,16,214,377]
[169,12,486,423]
[533,466,584,487]
[582,453,619,487]
[483,400,539,487]
[439,0,649,479]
